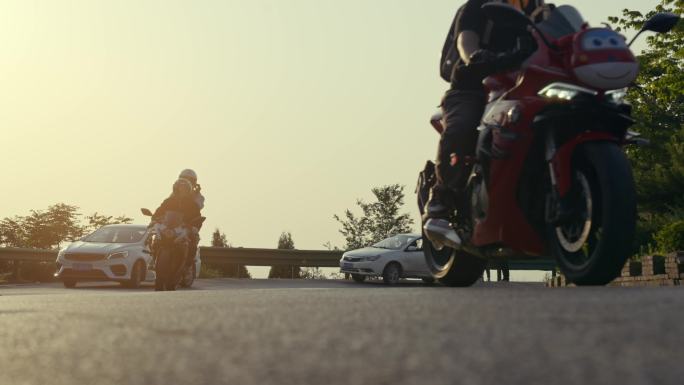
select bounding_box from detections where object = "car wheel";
[421,277,436,285]
[382,263,402,285]
[123,261,144,289]
[63,280,77,288]
[351,274,366,283]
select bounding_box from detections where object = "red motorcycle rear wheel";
[423,229,486,287]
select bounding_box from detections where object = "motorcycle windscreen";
[162,211,184,228]
[536,5,585,39]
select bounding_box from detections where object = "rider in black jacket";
[424,0,542,249]
[152,179,201,225]
[177,169,204,268]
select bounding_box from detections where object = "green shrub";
[654,221,684,253]
[199,264,223,279]
[14,262,57,283]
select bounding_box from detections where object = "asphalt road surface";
[1,279,683,385]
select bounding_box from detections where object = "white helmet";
[179,169,198,186]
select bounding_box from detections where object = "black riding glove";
[467,49,514,76]
[468,43,536,77]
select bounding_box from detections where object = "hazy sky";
[0,0,661,251]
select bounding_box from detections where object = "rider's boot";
[423,187,462,251]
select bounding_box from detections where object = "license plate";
[73,263,92,271]
[343,262,353,269]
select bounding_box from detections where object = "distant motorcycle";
[417,4,680,286]
[141,208,205,291]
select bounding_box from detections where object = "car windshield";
[536,5,586,39]
[372,235,416,250]
[83,227,146,243]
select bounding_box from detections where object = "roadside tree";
[268,232,301,278]
[334,184,414,250]
[609,0,684,253]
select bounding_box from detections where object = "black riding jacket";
[152,195,201,226]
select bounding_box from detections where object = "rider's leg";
[187,234,199,268]
[424,88,486,248]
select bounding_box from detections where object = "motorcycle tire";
[423,230,486,287]
[549,142,636,286]
[155,249,172,291]
[179,264,196,288]
[437,250,487,287]
[167,250,187,291]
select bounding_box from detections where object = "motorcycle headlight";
[538,82,598,102]
[605,88,629,105]
[107,251,128,260]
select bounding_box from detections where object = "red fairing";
[469,30,565,256]
[552,132,619,197]
[470,96,548,256]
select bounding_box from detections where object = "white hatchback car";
[339,234,435,285]
[54,224,200,288]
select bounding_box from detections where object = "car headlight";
[107,251,128,260]
[362,255,382,262]
[538,82,598,102]
[605,88,629,105]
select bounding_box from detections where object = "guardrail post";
[12,260,20,282]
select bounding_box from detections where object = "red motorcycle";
[417,4,680,286]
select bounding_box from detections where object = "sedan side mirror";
[141,208,153,217]
[406,246,419,252]
[629,12,680,46]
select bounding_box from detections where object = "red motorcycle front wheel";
[549,142,636,286]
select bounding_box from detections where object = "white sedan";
[54,224,200,288]
[339,234,435,285]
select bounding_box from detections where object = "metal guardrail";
[0,247,58,262]
[200,247,343,267]
[201,249,556,271]
[0,247,555,271]
[0,247,343,266]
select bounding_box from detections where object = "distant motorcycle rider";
[152,178,202,268]
[178,169,205,211]
[177,169,204,268]
[423,0,542,249]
